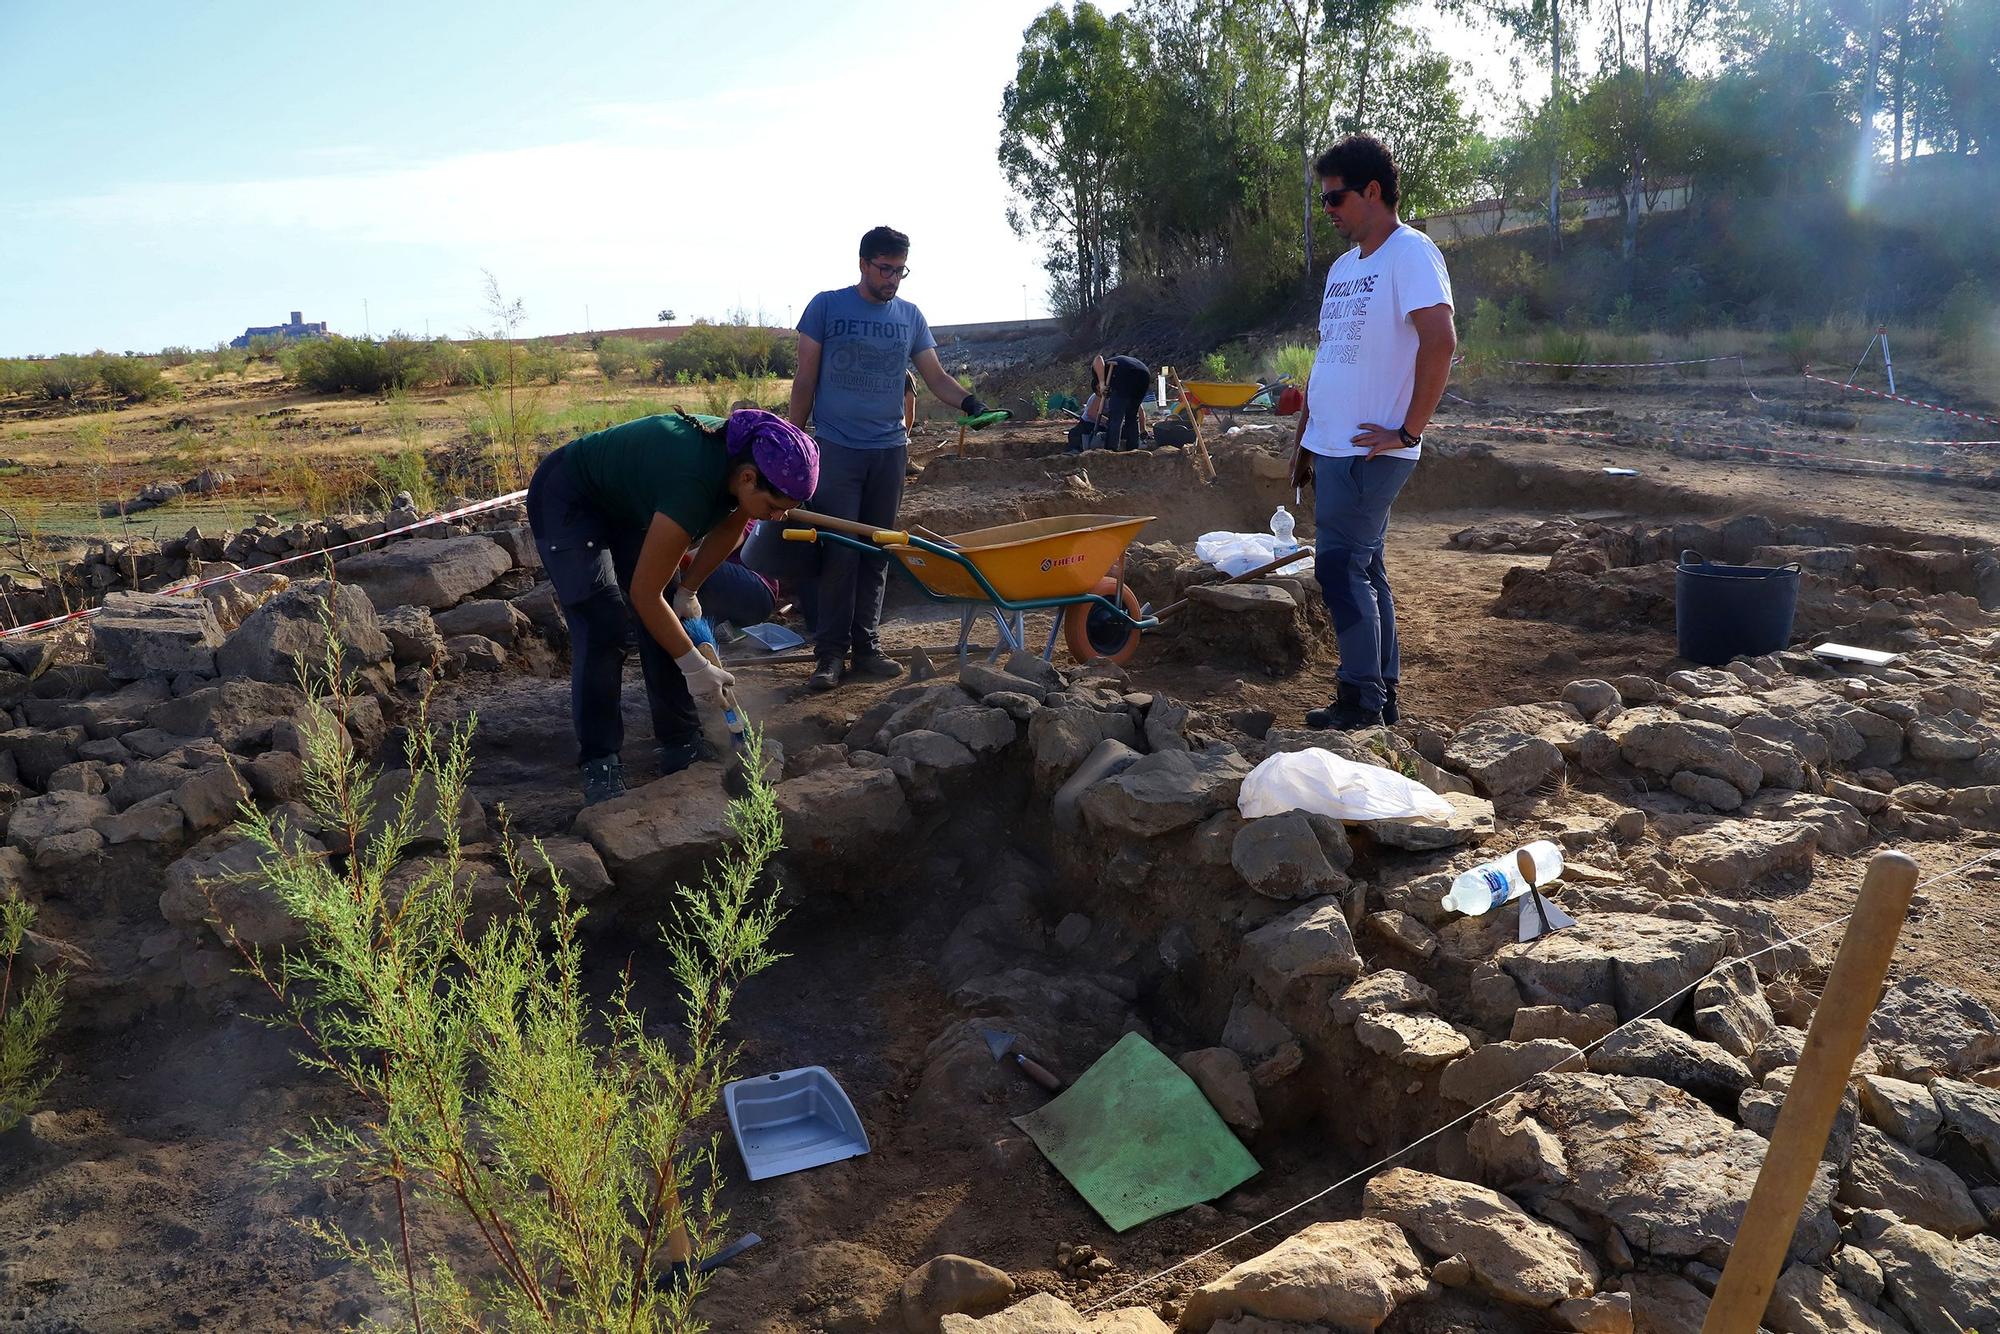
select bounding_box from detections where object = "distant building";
[229,311,329,349]
[1418,177,1693,244]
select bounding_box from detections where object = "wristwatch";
[1397,425,1423,448]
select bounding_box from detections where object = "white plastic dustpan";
[723,1065,870,1181]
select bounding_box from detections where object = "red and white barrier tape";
[1491,353,1745,369]
[1801,368,2000,426]
[0,489,528,641]
[1764,424,2000,448]
[1436,421,1981,477]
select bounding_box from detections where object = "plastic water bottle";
[1270,505,1297,557]
[1440,840,1566,916]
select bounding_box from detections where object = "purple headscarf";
[725,409,818,502]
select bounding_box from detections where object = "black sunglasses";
[1320,186,1355,208]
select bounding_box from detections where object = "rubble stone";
[1178,1218,1433,1332]
[1838,1126,1984,1239]
[1230,813,1347,899]
[336,535,512,609]
[1472,1074,1839,1266]
[91,592,223,680]
[1692,958,1775,1060]
[1079,748,1250,838]
[1362,1167,1599,1308]
[1178,1048,1261,1135]
[1496,914,1734,1021]
[1867,976,2000,1078]
[1588,1019,1753,1102]
[1241,895,1363,999]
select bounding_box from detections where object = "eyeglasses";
[867,261,911,279]
[1320,187,1354,208]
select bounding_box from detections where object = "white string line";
[1082,842,2000,1315]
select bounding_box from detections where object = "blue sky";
[0,0,1118,355]
[0,0,1515,358]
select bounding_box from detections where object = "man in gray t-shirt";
[792,225,990,691]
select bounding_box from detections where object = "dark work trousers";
[811,440,906,660]
[525,444,697,766]
[1311,453,1419,716]
[1103,356,1151,450]
[1101,391,1144,450]
[742,519,820,635]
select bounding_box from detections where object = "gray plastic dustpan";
[723,1065,869,1181]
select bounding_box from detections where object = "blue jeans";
[700,559,776,630]
[526,445,698,765]
[1312,454,1418,714]
[811,440,906,658]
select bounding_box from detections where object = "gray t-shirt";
[798,286,937,449]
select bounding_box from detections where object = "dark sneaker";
[579,756,626,806]
[1305,683,1385,732]
[1383,682,1401,726]
[847,649,904,682]
[807,654,844,692]
[659,737,719,776]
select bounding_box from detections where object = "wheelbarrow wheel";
[1063,579,1144,666]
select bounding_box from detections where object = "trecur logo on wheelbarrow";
[1040,553,1088,573]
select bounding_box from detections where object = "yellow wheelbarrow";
[782,509,1159,665]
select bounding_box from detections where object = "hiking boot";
[1383,681,1401,726]
[579,755,626,806]
[1304,682,1385,732]
[807,653,844,693]
[847,649,904,682]
[659,737,719,777]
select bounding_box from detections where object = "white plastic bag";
[1194,530,1312,578]
[1238,748,1455,823]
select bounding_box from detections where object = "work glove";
[670,585,702,622]
[959,393,988,418]
[675,648,734,703]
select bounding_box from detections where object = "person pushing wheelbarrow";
[526,407,818,806]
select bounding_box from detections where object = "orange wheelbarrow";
[782,509,1159,665]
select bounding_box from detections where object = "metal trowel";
[979,1026,1066,1092]
[1516,846,1579,942]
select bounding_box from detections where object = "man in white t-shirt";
[1288,134,1457,731]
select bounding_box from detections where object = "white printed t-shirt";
[1301,223,1453,461]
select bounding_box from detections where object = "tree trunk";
[1624,0,1651,262]
[1548,0,1563,256]
[1892,0,1908,166]
[1862,0,1882,176]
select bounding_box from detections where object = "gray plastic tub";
[723,1065,870,1181]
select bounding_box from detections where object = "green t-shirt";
[566,412,733,538]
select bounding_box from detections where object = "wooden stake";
[1700,850,1919,1334]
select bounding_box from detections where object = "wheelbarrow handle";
[786,508,910,545]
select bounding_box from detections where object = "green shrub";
[2,897,67,1133]
[649,323,799,383]
[221,623,785,1330]
[1537,330,1591,380]
[371,448,437,511]
[1937,280,1996,368]
[1778,323,1821,371]
[1272,344,1316,386]
[289,335,436,394]
[245,333,285,361]
[157,345,199,367]
[523,339,570,386]
[1200,350,1230,379]
[33,355,96,401]
[0,360,37,397]
[96,356,167,402]
[595,336,646,381]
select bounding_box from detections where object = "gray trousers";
[812,440,907,658]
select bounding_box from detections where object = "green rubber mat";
[1014,1032,1261,1232]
